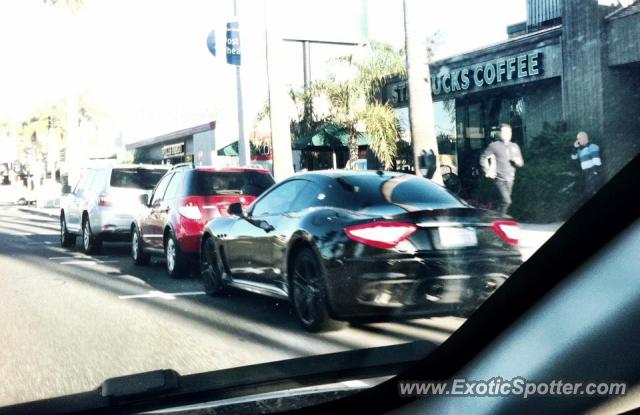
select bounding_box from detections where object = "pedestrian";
[571,131,604,197]
[479,124,524,215]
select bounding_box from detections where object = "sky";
[0,0,589,149]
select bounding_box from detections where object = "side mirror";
[61,184,72,195]
[139,193,149,206]
[228,202,244,217]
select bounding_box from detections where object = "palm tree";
[317,41,406,169]
[41,0,84,12]
[17,99,110,164]
[403,0,443,184]
[19,106,68,161]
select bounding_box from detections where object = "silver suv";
[59,164,169,253]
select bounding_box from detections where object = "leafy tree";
[42,0,84,12]
[314,41,406,169]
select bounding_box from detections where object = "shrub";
[510,122,583,223]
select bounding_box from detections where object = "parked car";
[200,170,523,332]
[130,165,275,277]
[59,164,170,253]
[0,178,34,206]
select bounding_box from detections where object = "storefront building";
[384,0,640,193]
[125,122,217,166]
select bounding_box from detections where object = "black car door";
[267,181,322,292]
[225,180,307,285]
[141,173,173,250]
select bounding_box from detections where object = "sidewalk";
[519,222,563,261]
[17,206,59,219]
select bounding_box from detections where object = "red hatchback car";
[130,164,275,277]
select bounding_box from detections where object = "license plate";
[437,227,478,249]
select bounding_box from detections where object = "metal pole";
[403,0,442,184]
[264,0,294,181]
[302,40,311,87]
[233,0,250,166]
[361,0,369,40]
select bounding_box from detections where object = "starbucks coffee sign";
[386,51,544,105]
[430,52,542,96]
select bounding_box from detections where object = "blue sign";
[206,30,216,57]
[226,21,241,65]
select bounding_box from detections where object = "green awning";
[216,141,268,157]
[217,141,240,157]
[293,124,370,150]
[219,124,371,155]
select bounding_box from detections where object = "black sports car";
[200,171,523,331]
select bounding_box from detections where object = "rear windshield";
[110,168,167,190]
[334,174,464,210]
[193,171,275,196]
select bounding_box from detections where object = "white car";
[59,164,169,253]
[0,181,34,205]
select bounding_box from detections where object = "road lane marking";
[0,222,58,235]
[59,260,99,265]
[49,256,92,260]
[59,260,121,265]
[0,229,32,236]
[118,290,206,300]
[48,255,109,260]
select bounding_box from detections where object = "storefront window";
[434,100,458,174]
[466,103,486,150]
[454,91,527,201]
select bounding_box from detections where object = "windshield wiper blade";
[1,341,435,415]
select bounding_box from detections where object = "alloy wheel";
[131,231,139,260]
[60,217,66,245]
[293,257,322,326]
[166,238,176,273]
[83,221,91,251]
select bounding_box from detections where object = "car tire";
[16,198,27,206]
[82,216,102,254]
[291,248,345,332]
[200,237,227,295]
[131,226,150,266]
[165,231,188,278]
[60,214,75,248]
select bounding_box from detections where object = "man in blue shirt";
[571,131,604,197]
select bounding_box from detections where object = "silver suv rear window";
[110,168,167,190]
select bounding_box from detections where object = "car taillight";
[178,197,203,221]
[492,220,520,246]
[98,193,112,207]
[345,222,417,250]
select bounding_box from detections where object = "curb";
[17,207,59,219]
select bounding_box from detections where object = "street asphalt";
[0,206,468,407]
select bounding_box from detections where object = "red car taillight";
[97,193,112,207]
[345,222,417,250]
[178,196,203,221]
[492,220,520,246]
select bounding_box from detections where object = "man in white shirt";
[480,124,524,215]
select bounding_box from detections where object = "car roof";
[192,167,271,174]
[291,170,404,182]
[87,163,169,170]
